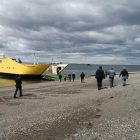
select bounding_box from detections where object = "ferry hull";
[0,73,43,79]
[0,55,50,79]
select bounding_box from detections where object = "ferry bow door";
[57,67,62,75]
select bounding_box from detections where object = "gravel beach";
[0,74,140,140]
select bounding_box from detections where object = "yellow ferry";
[0,55,50,78]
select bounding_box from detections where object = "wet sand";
[0,74,140,140]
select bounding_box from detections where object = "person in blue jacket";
[107,67,116,88]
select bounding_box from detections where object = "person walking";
[68,74,71,82]
[14,75,22,98]
[80,72,85,83]
[59,73,62,82]
[72,72,76,82]
[107,67,116,88]
[95,66,105,90]
[64,75,67,81]
[119,67,129,86]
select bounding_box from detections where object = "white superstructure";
[48,63,68,74]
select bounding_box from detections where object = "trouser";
[14,86,22,98]
[81,78,84,83]
[72,77,75,82]
[121,76,127,86]
[68,78,71,81]
[109,77,114,88]
[97,78,102,90]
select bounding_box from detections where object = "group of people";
[95,66,129,90]
[12,58,22,63]
[58,72,76,82]
[58,72,85,83]
[13,67,128,98]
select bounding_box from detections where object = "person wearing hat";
[119,67,129,86]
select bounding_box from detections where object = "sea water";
[61,64,140,78]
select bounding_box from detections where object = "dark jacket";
[119,70,129,77]
[72,73,75,78]
[96,69,105,79]
[59,74,62,79]
[15,76,22,87]
[80,72,85,79]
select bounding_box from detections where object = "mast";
[33,53,36,64]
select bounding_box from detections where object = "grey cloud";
[0,0,140,64]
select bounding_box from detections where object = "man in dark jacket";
[14,75,22,98]
[80,72,85,83]
[95,66,105,90]
[72,72,76,82]
[119,67,129,86]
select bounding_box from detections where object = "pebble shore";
[0,74,140,140]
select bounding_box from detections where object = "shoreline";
[0,73,140,139]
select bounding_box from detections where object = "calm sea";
[61,64,140,78]
[0,64,140,87]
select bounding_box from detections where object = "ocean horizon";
[61,64,140,78]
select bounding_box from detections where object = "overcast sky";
[0,0,140,64]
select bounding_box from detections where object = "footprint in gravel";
[110,96,114,99]
[93,114,101,118]
[93,108,102,119]
[95,108,101,113]
[86,122,93,129]
[97,103,102,106]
